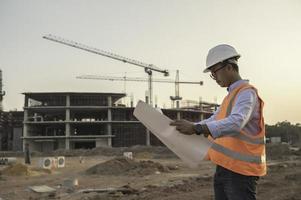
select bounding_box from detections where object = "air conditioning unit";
[39,157,54,169]
[57,156,65,168]
[123,152,133,160]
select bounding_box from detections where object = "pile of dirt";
[85,157,170,176]
[134,151,153,159]
[0,163,31,176]
[0,163,52,176]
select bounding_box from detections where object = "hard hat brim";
[203,67,212,73]
[203,55,240,73]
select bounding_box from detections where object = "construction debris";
[79,185,138,195]
[1,144,301,200]
[0,163,51,176]
[0,163,31,176]
[29,185,56,193]
[63,178,79,188]
[85,157,170,176]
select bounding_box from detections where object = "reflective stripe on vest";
[211,142,265,164]
[221,131,265,145]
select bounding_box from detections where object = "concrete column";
[176,111,181,120]
[107,110,112,146]
[108,96,112,107]
[65,123,70,150]
[65,94,70,150]
[65,107,70,139]
[200,113,204,121]
[107,96,112,147]
[25,96,29,107]
[107,108,112,121]
[24,110,28,129]
[66,94,70,106]
[23,109,29,151]
[107,124,112,147]
[146,130,150,146]
[66,109,70,121]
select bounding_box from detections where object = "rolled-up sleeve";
[205,89,257,138]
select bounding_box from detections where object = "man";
[24,143,31,165]
[170,44,266,200]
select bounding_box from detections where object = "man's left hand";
[170,119,195,135]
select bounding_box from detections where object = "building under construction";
[0,70,24,151]
[0,111,23,151]
[22,92,217,152]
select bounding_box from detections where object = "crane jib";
[43,34,203,106]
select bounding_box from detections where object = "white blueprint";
[133,100,212,168]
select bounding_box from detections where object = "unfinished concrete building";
[22,92,216,152]
[0,111,23,151]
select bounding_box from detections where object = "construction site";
[0,34,301,200]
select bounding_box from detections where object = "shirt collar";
[227,79,249,93]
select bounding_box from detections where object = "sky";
[0,0,300,125]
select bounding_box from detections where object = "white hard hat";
[204,44,240,73]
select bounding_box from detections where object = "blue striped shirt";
[196,80,261,138]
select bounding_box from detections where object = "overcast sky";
[0,0,300,124]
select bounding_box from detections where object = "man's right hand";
[170,119,196,135]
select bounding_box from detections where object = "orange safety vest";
[207,83,266,176]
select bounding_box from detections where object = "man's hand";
[170,119,195,135]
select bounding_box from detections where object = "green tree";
[266,121,301,146]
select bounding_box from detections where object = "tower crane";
[77,70,203,108]
[43,34,169,106]
[0,69,5,111]
[170,70,182,108]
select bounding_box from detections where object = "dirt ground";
[0,144,301,200]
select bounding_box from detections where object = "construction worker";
[24,143,31,165]
[170,44,266,200]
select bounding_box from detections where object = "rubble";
[85,157,170,176]
[0,144,301,200]
[0,163,52,176]
[0,163,31,176]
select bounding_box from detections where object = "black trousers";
[214,165,259,200]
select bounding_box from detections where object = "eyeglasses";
[210,64,226,80]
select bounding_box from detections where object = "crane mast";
[43,34,169,106]
[170,70,182,108]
